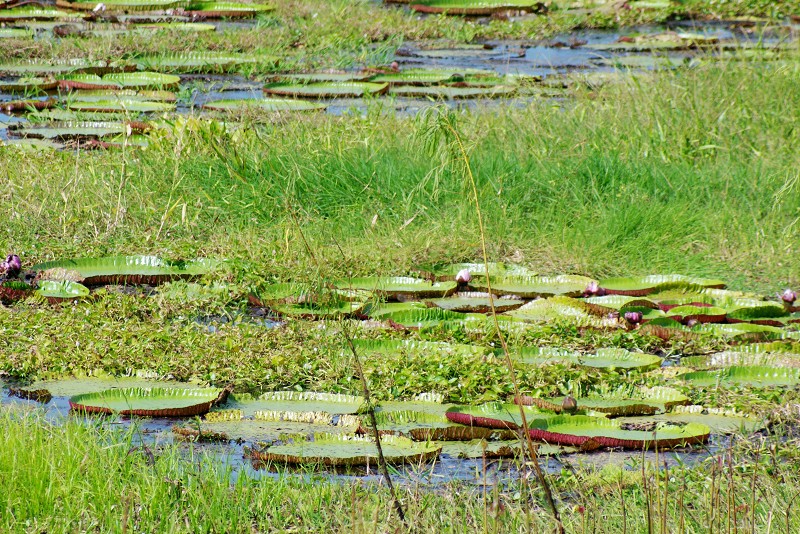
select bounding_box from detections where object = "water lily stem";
[441,117,564,533]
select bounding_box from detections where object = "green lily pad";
[368,68,465,85]
[176,414,358,443]
[527,415,710,449]
[16,375,206,398]
[370,410,494,441]
[264,82,389,98]
[70,387,227,417]
[58,0,189,10]
[0,6,80,20]
[11,121,137,140]
[187,1,275,17]
[425,296,525,313]
[269,300,365,318]
[727,307,797,326]
[336,277,457,299]
[682,350,800,369]
[469,275,595,298]
[599,275,726,296]
[517,386,689,416]
[582,295,659,314]
[70,90,177,103]
[227,391,364,417]
[0,59,108,76]
[618,406,765,435]
[439,439,575,459]
[505,297,619,328]
[352,338,487,358]
[248,432,441,466]
[679,366,800,387]
[67,100,176,113]
[202,98,327,112]
[135,22,216,31]
[374,307,484,329]
[389,85,516,99]
[511,346,662,371]
[420,262,517,281]
[35,280,90,300]
[0,28,33,38]
[693,322,788,341]
[0,77,57,93]
[135,52,269,73]
[32,256,217,285]
[410,0,544,16]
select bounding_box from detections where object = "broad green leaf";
[32,256,218,285]
[264,82,389,98]
[202,98,327,112]
[679,366,800,387]
[70,387,225,417]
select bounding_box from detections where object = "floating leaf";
[10,121,139,140]
[511,346,662,371]
[0,6,81,21]
[32,256,217,285]
[0,59,109,76]
[67,100,176,113]
[599,275,726,296]
[410,0,544,16]
[470,275,595,298]
[526,415,709,449]
[517,387,689,416]
[267,72,372,83]
[582,295,659,314]
[70,387,227,417]
[368,68,465,85]
[389,85,516,99]
[337,277,457,299]
[0,280,34,303]
[439,439,575,459]
[135,52,270,73]
[665,305,727,323]
[618,405,765,434]
[0,28,33,38]
[425,296,525,313]
[353,338,487,358]
[187,1,275,17]
[505,297,618,328]
[679,366,800,387]
[374,307,483,329]
[227,391,364,417]
[370,410,494,441]
[682,350,800,369]
[57,0,189,11]
[264,82,389,98]
[35,280,90,301]
[247,432,441,466]
[0,77,57,93]
[202,98,326,112]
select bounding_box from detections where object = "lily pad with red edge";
[186,1,275,17]
[389,85,517,99]
[445,403,554,430]
[516,386,689,416]
[0,59,110,76]
[67,100,176,113]
[618,405,765,435]
[469,274,595,298]
[9,121,143,140]
[440,439,576,459]
[353,338,487,358]
[0,77,57,93]
[582,295,659,315]
[0,6,81,21]
[599,274,727,297]
[510,346,662,371]
[726,306,797,327]
[682,350,800,369]
[692,322,787,342]
[58,0,188,10]
[0,28,33,38]
[267,72,372,84]
[264,82,389,99]
[226,391,364,418]
[410,0,544,16]
[526,415,710,450]
[665,305,727,324]
[134,52,270,73]
[31,256,218,285]
[336,276,457,300]
[69,387,228,417]
[369,410,495,441]
[202,98,326,112]
[678,366,800,387]
[247,432,441,466]
[425,295,525,313]
[504,297,620,328]
[374,307,485,329]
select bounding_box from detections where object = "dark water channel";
[0,384,728,489]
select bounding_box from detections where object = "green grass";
[4,60,799,291]
[1,408,799,532]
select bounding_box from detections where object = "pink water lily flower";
[455,269,471,283]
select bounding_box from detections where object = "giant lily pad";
[0,6,81,21]
[352,338,487,358]
[35,280,90,301]
[264,82,389,98]
[368,68,465,85]
[693,322,787,341]
[0,59,109,76]
[57,0,189,10]
[336,277,456,299]
[370,410,494,441]
[135,52,268,73]
[248,432,441,466]
[618,406,765,435]
[727,307,798,327]
[682,350,800,369]
[374,307,483,329]
[445,402,553,430]
[0,281,34,303]
[440,439,576,459]
[32,256,217,285]
[186,1,275,17]
[516,386,689,416]
[389,85,516,99]
[58,72,180,90]
[202,98,326,112]
[599,275,726,296]
[70,387,227,417]
[0,77,57,93]
[679,366,800,387]
[582,295,659,315]
[10,121,141,140]
[0,28,33,38]
[526,415,709,449]
[505,297,619,328]
[469,275,595,298]
[425,295,525,313]
[227,391,364,417]
[410,0,544,16]
[665,305,727,324]
[67,100,176,113]
[511,346,662,371]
